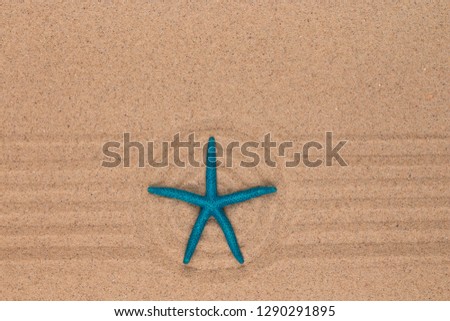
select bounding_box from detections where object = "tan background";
[1,1,449,300]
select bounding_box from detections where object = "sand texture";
[1,1,449,300]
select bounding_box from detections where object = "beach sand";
[1,1,448,300]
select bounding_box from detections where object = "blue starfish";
[148,137,277,264]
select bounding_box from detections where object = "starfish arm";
[205,137,217,198]
[147,187,206,207]
[183,208,211,264]
[212,208,244,264]
[217,186,277,207]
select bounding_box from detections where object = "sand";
[1,1,449,300]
